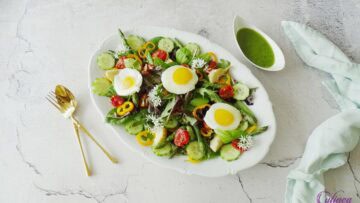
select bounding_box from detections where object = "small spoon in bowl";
[233,15,285,71]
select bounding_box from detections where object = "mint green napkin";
[282,21,360,203]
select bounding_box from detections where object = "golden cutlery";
[46,85,118,175]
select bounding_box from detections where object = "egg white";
[161,65,198,94]
[113,68,143,96]
[204,103,242,130]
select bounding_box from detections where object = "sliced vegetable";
[116,101,135,116]
[185,43,201,56]
[220,144,241,161]
[153,143,173,156]
[174,128,190,147]
[126,35,145,50]
[92,78,112,96]
[136,130,154,146]
[186,125,196,141]
[219,85,235,99]
[192,104,211,121]
[152,49,168,61]
[175,47,192,64]
[125,119,144,134]
[234,83,250,100]
[186,141,205,160]
[97,53,115,70]
[110,95,125,107]
[158,38,174,53]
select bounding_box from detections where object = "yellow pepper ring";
[192,104,211,121]
[143,41,155,51]
[136,130,154,146]
[208,52,218,63]
[138,41,156,59]
[116,101,135,116]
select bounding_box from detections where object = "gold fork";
[46,86,118,175]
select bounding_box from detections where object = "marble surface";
[1,0,360,202]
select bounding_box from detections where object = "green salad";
[91,29,268,162]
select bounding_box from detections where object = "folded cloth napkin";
[282,21,360,203]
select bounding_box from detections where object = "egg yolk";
[214,109,234,126]
[173,67,193,85]
[122,76,135,89]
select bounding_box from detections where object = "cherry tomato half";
[231,140,245,153]
[174,128,190,147]
[115,56,127,69]
[110,95,125,107]
[152,49,168,61]
[219,85,234,99]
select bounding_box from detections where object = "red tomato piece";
[231,140,245,153]
[219,85,234,99]
[174,128,190,147]
[110,95,125,107]
[115,56,127,69]
[152,49,168,61]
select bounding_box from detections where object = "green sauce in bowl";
[236,28,275,68]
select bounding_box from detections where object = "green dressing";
[236,28,275,68]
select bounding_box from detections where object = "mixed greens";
[91,29,268,162]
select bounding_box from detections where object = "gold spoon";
[54,85,118,164]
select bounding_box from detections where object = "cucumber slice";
[153,143,173,156]
[220,144,241,161]
[185,43,201,56]
[234,83,250,100]
[164,118,179,129]
[97,53,115,70]
[158,38,174,53]
[186,141,205,160]
[91,78,112,96]
[125,120,144,135]
[150,36,163,46]
[126,35,145,50]
[190,97,209,107]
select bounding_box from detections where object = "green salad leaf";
[197,88,223,103]
[215,128,246,144]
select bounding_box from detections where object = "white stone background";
[1,0,360,202]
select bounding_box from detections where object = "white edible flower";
[191,58,206,69]
[145,114,163,131]
[237,136,253,151]
[148,85,162,107]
